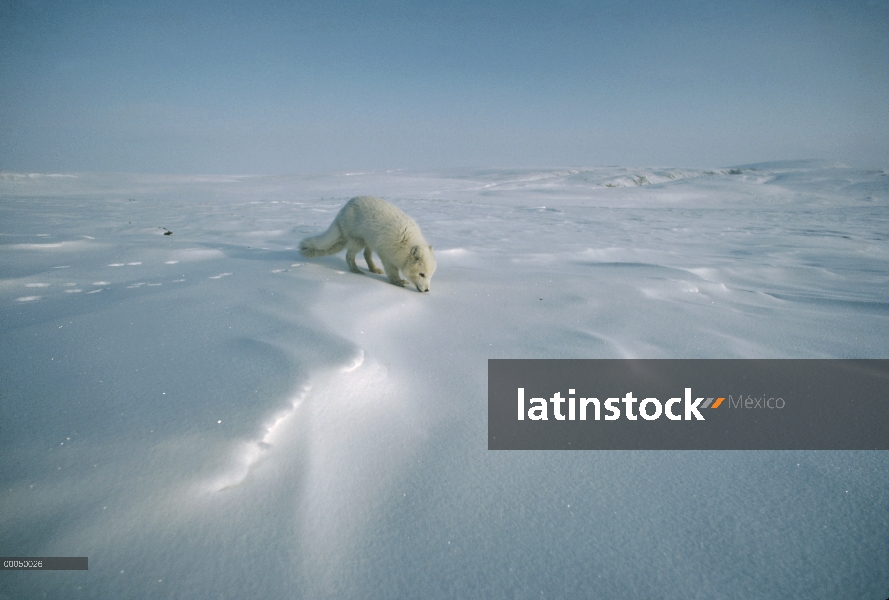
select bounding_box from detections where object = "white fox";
[300,196,436,292]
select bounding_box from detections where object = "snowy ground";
[1,161,888,599]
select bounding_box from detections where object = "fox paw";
[369,267,383,274]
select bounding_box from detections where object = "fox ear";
[410,246,421,260]
[428,245,433,253]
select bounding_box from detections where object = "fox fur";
[299,196,436,292]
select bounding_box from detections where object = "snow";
[1,162,888,598]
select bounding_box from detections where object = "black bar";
[1,557,88,570]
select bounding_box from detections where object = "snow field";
[1,162,887,598]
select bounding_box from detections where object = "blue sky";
[1,0,887,174]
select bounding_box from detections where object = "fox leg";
[344,240,364,273]
[382,259,407,286]
[364,248,383,274]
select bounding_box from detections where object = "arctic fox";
[300,196,436,292]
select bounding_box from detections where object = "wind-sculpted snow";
[1,164,887,598]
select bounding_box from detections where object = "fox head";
[404,245,436,292]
